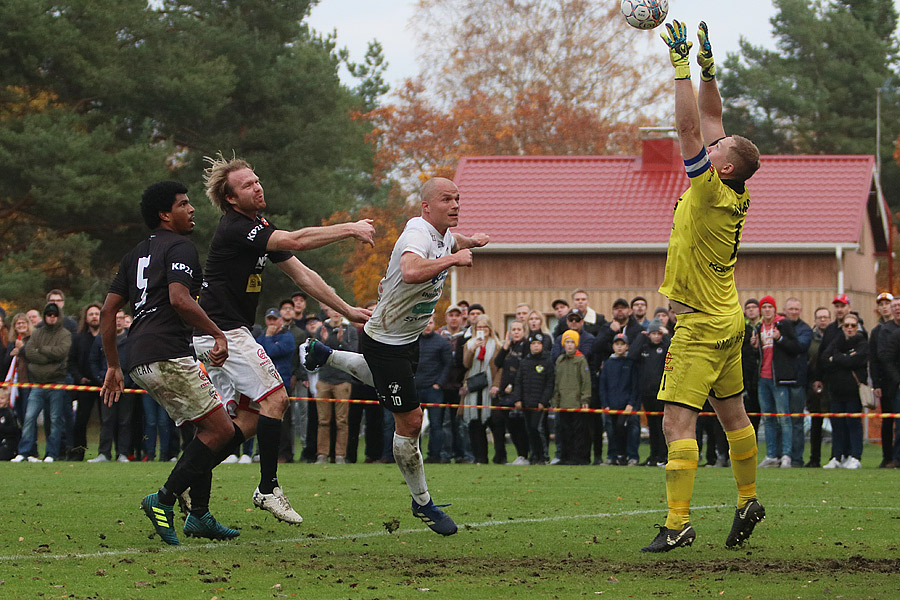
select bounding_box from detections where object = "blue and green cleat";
[140,492,180,546]
[184,512,240,540]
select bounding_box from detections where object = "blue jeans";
[831,394,862,460]
[604,413,640,461]
[381,407,396,462]
[787,385,806,464]
[18,386,67,459]
[142,395,171,460]
[758,378,791,458]
[420,387,447,460]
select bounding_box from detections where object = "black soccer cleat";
[412,499,458,536]
[303,338,333,373]
[725,498,765,548]
[640,523,696,553]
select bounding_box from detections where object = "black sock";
[256,415,282,494]
[213,423,246,467]
[162,438,216,499]
[189,471,212,517]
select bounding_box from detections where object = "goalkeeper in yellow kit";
[641,21,764,553]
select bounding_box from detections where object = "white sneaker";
[780,455,792,469]
[252,486,303,524]
[549,457,562,465]
[11,454,26,463]
[43,456,54,463]
[238,454,252,464]
[87,455,109,463]
[822,457,842,469]
[116,454,130,463]
[511,456,530,466]
[843,456,862,469]
[758,456,781,468]
[334,456,346,464]
[222,454,239,464]
[169,456,178,462]
[27,456,42,463]
[315,455,328,465]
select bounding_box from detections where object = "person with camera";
[461,315,502,464]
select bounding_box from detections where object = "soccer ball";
[620,0,669,30]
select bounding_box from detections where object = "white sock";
[328,350,374,387]
[393,433,431,506]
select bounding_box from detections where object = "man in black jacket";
[876,297,900,467]
[68,303,102,461]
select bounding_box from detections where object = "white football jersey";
[364,217,455,345]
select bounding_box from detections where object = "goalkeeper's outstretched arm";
[661,20,703,160]
[696,21,726,145]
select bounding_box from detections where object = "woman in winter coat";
[821,313,868,469]
[3,313,32,424]
[461,314,502,464]
[492,320,530,464]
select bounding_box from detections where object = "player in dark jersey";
[100,181,242,546]
[191,154,375,524]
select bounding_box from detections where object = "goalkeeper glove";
[696,21,716,81]
[660,20,692,80]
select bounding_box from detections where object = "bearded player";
[191,155,375,525]
[641,21,764,553]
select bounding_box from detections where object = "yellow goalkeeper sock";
[726,424,758,509]
[664,438,699,530]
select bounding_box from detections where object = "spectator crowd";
[3,288,899,470]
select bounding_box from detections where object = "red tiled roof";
[453,146,877,248]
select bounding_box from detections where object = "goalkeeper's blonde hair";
[729,135,761,182]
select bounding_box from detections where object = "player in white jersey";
[304,177,488,535]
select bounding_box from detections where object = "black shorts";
[360,330,421,413]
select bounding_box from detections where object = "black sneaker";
[725,498,765,548]
[803,460,820,468]
[640,523,696,553]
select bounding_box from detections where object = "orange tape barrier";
[2,381,897,419]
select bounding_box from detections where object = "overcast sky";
[307,0,790,88]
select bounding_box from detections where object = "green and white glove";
[660,20,692,80]
[697,21,716,81]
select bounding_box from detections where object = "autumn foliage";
[359,0,669,187]
[325,185,418,305]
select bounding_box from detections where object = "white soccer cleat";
[252,486,303,524]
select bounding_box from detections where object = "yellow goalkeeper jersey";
[658,148,750,316]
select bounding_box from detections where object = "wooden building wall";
[454,249,879,334]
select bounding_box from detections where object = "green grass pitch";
[1,444,897,599]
